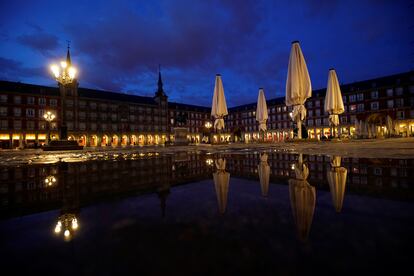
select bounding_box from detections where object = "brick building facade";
[0,71,413,149]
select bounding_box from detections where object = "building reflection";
[0,152,413,221]
[327,156,348,213]
[257,153,270,197]
[288,154,316,242]
[213,158,230,214]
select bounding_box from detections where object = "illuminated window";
[13,120,21,130]
[39,98,46,105]
[0,95,7,103]
[0,107,7,116]
[370,102,379,110]
[349,105,357,112]
[387,100,394,108]
[26,121,35,130]
[371,90,379,99]
[0,120,8,130]
[14,96,21,104]
[395,98,404,107]
[26,108,35,117]
[13,108,21,117]
[66,100,74,107]
[27,97,35,104]
[66,111,74,119]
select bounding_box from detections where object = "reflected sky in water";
[0,151,413,274]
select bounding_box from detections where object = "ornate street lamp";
[50,61,77,86]
[44,175,57,187]
[203,121,213,143]
[43,111,55,144]
[54,213,79,241]
[49,45,78,141]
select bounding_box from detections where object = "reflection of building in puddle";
[327,156,347,213]
[289,154,316,242]
[213,158,230,214]
[157,182,171,218]
[257,153,270,197]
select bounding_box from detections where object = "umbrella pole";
[297,118,302,139]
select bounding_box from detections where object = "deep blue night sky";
[0,0,413,107]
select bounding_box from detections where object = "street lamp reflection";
[54,213,79,241]
[44,175,57,187]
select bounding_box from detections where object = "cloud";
[0,56,45,80]
[61,0,268,106]
[16,32,59,56]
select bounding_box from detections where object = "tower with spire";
[59,42,79,139]
[153,64,168,133]
[155,64,166,97]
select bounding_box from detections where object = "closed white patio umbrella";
[211,74,228,131]
[324,69,345,137]
[286,41,312,139]
[213,158,230,214]
[256,88,269,132]
[258,153,270,197]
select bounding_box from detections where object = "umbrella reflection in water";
[327,156,347,213]
[213,158,230,214]
[289,154,316,242]
[258,153,270,197]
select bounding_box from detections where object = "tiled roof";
[0,81,157,105]
[0,81,59,96]
[230,71,414,111]
[78,88,157,105]
[169,102,211,112]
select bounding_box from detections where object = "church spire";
[156,64,165,96]
[66,41,71,66]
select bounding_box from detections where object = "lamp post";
[49,48,77,140]
[43,111,55,144]
[204,121,212,143]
